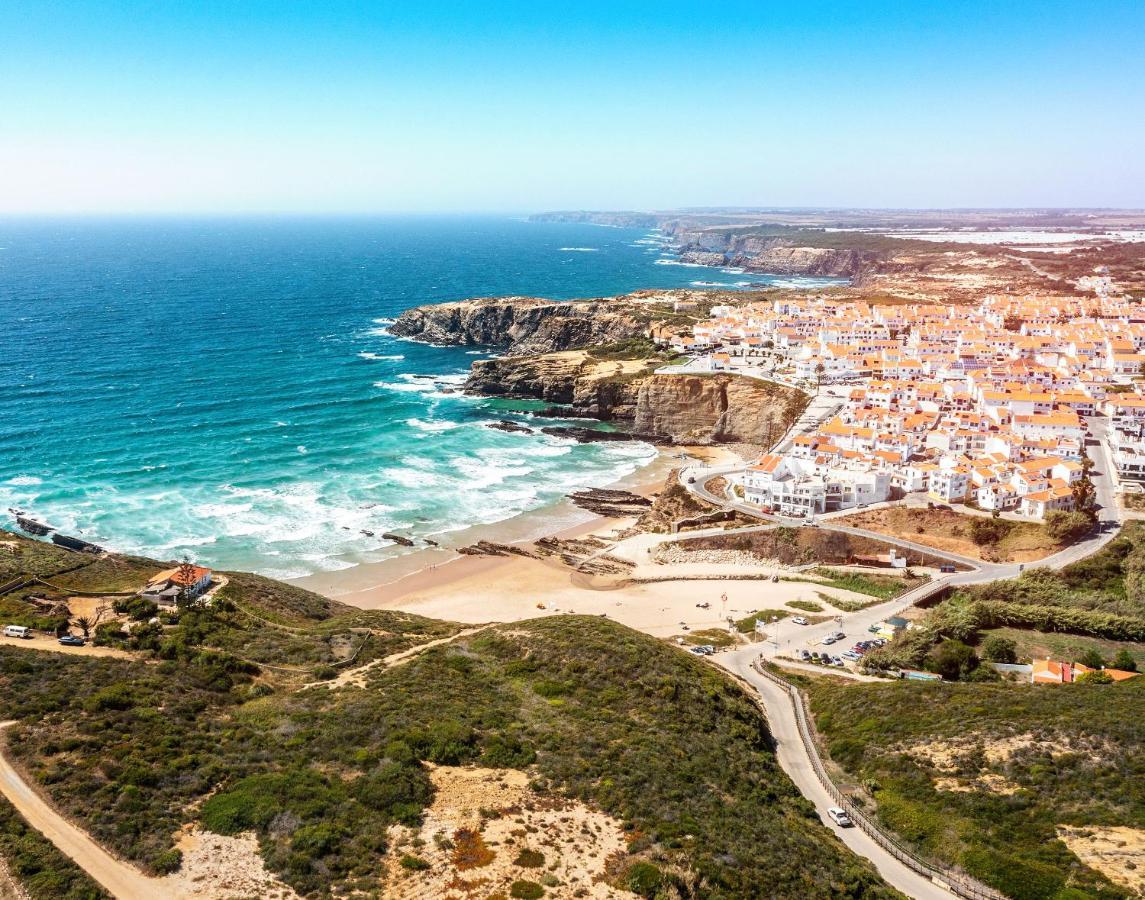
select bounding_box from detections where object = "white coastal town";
[661,286,1145,525]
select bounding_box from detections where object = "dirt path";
[0,722,175,900]
[0,634,133,660]
[303,626,488,690]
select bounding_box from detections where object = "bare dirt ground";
[1057,826,1145,896]
[383,766,639,900]
[167,827,299,899]
[835,506,1059,563]
[903,732,1111,798]
[0,633,132,660]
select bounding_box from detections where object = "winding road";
[0,723,172,900]
[682,401,1124,897]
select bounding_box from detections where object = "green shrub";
[399,854,430,871]
[514,848,545,868]
[509,880,544,899]
[0,793,110,899]
[113,596,159,621]
[979,635,1017,663]
[625,861,664,897]
[150,848,182,874]
[923,640,979,681]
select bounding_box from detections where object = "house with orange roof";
[1019,480,1074,519]
[1031,658,1139,684]
[140,563,213,605]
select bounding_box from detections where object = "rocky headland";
[466,351,806,444]
[388,295,652,355]
[392,293,808,445]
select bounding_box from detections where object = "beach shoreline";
[291,443,742,612]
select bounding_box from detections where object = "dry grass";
[837,506,1061,563]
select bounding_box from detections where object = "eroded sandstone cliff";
[464,351,807,445]
[389,296,651,355]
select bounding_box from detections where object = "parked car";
[791,616,809,626]
[796,649,811,661]
[3,625,31,639]
[831,656,846,667]
[58,634,86,647]
[841,651,861,661]
[827,807,854,827]
[821,635,838,645]
[832,631,845,641]
[689,647,706,655]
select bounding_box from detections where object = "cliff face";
[465,353,807,445]
[633,374,804,444]
[674,230,870,278]
[389,297,649,355]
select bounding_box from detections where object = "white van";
[4,625,32,639]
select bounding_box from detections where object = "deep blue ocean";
[0,216,839,578]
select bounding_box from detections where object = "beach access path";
[0,722,177,900]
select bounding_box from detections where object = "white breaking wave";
[655,259,706,268]
[358,351,405,361]
[405,417,464,433]
[559,247,599,252]
[6,475,42,486]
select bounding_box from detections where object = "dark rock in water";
[485,420,534,435]
[541,426,660,444]
[424,538,439,547]
[51,533,102,554]
[382,532,415,547]
[16,516,52,537]
[360,530,375,537]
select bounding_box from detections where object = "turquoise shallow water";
[0,216,841,578]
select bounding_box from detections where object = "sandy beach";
[297,443,889,644]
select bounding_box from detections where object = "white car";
[821,635,837,645]
[827,807,853,827]
[791,616,809,626]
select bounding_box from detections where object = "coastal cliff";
[465,351,807,445]
[389,296,651,355]
[671,228,872,278]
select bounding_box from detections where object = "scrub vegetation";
[808,677,1145,900]
[0,532,896,899]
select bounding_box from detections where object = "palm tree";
[74,616,93,639]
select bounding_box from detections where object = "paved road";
[0,723,173,900]
[719,658,955,899]
[687,407,1124,898]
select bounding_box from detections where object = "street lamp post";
[771,616,779,650]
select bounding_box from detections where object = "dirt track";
[0,722,176,899]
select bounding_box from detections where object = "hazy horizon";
[2,0,1143,214]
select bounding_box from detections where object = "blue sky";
[1,1,1143,212]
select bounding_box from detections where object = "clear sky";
[2,0,1143,213]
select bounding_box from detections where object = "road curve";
[0,722,174,900]
[718,656,955,899]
